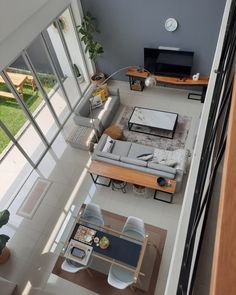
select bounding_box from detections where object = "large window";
[0,5,92,207]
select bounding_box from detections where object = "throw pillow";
[159,159,177,167]
[99,83,109,98]
[102,136,114,153]
[137,153,153,161]
[92,88,106,102]
[89,95,103,109]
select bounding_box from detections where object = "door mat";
[52,207,167,295]
[117,106,191,150]
[17,178,51,219]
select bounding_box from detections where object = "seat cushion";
[112,141,131,157]
[128,143,154,158]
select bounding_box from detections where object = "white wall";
[0,0,72,70]
[164,0,232,294]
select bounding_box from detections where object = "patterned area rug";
[117,106,192,150]
[52,207,167,295]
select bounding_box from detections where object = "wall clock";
[165,18,178,32]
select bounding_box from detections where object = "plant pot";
[77,75,84,83]
[0,247,10,264]
[91,72,105,85]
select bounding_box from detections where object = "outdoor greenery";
[77,13,104,61]
[0,73,56,154]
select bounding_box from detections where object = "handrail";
[210,74,236,295]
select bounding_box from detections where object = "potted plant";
[73,64,84,83]
[77,13,105,84]
[0,209,10,264]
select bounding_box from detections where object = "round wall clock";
[165,18,178,32]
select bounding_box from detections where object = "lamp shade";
[145,75,157,87]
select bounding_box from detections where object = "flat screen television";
[144,48,194,78]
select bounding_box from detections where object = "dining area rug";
[52,208,167,295]
[117,106,191,150]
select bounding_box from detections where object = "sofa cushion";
[128,143,154,158]
[148,161,176,175]
[112,141,131,157]
[96,151,120,161]
[120,156,147,167]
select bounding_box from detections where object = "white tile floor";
[0,80,203,295]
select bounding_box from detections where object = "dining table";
[54,206,149,284]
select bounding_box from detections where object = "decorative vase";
[0,247,10,264]
[91,72,105,85]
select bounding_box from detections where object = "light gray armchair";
[73,87,120,134]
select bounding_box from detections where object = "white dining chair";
[107,264,135,289]
[61,258,93,277]
[61,258,85,273]
[122,216,145,241]
[81,203,104,226]
[107,216,146,289]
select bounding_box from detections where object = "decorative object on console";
[192,73,200,81]
[157,177,167,187]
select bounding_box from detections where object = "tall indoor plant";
[0,209,10,264]
[77,12,105,84]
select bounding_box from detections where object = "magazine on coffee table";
[74,225,97,245]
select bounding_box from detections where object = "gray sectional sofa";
[92,134,189,192]
[73,86,120,134]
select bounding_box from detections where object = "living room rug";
[52,208,167,295]
[117,106,192,150]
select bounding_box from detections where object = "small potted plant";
[73,64,84,83]
[77,13,105,85]
[53,16,67,32]
[0,209,10,264]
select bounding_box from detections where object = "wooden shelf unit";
[126,67,209,102]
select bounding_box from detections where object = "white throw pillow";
[89,95,103,109]
[102,136,114,153]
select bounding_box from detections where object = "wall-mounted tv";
[144,48,194,78]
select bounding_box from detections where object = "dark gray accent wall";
[81,0,226,79]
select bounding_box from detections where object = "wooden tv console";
[126,67,209,103]
[88,160,177,203]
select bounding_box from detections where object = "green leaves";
[0,210,9,228]
[77,12,104,62]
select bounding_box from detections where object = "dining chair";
[107,216,146,289]
[81,203,104,226]
[122,216,145,241]
[61,258,93,277]
[107,264,135,289]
